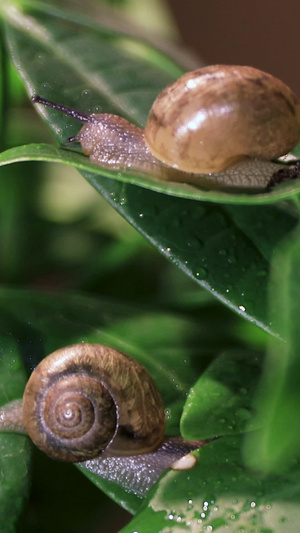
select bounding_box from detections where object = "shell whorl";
[22,344,165,462]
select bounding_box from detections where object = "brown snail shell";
[0,344,207,496]
[145,65,300,174]
[22,344,165,462]
[31,65,300,189]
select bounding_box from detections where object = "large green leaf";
[1,143,300,205]
[121,436,300,532]
[244,222,300,474]
[181,349,264,440]
[0,288,243,514]
[0,336,31,533]
[1,1,300,334]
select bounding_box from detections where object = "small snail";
[0,344,206,496]
[31,65,300,189]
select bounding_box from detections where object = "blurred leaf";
[1,1,299,335]
[0,287,241,512]
[0,336,31,533]
[121,435,300,532]
[181,349,263,440]
[244,222,300,473]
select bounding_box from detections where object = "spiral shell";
[22,344,165,462]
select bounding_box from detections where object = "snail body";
[32,65,300,189]
[0,344,206,496]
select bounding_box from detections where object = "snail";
[31,65,300,190]
[0,344,207,497]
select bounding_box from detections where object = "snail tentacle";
[0,344,210,494]
[32,65,300,189]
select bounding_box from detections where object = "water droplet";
[164,408,171,420]
[239,305,246,312]
[40,82,51,91]
[250,501,256,508]
[138,213,144,218]
[168,514,174,520]
[81,89,91,97]
[195,267,208,280]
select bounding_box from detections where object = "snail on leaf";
[0,344,207,497]
[32,65,300,190]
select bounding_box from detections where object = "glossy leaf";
[244,222,300,473]
[1,1,299,334]
[0,337,31,533]
[121,436,300,532]
[0,288,239,513]
[1,144,300,205]
[181,349,264,440]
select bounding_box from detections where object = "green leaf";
[0,288,238,512]
[181,349,264,440]
[0,336,31,533]
[2,1,299,334]
[1,2,299,335]
[2,144,300,205]
[244,222,300,473]
[121,435,300,532]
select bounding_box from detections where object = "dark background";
[167,0,300,94]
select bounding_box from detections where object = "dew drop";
[40,82,51,91]
[164,408,171,420]
[81,89,91,97]
[195,267,208,280]
[238,305,246,312]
